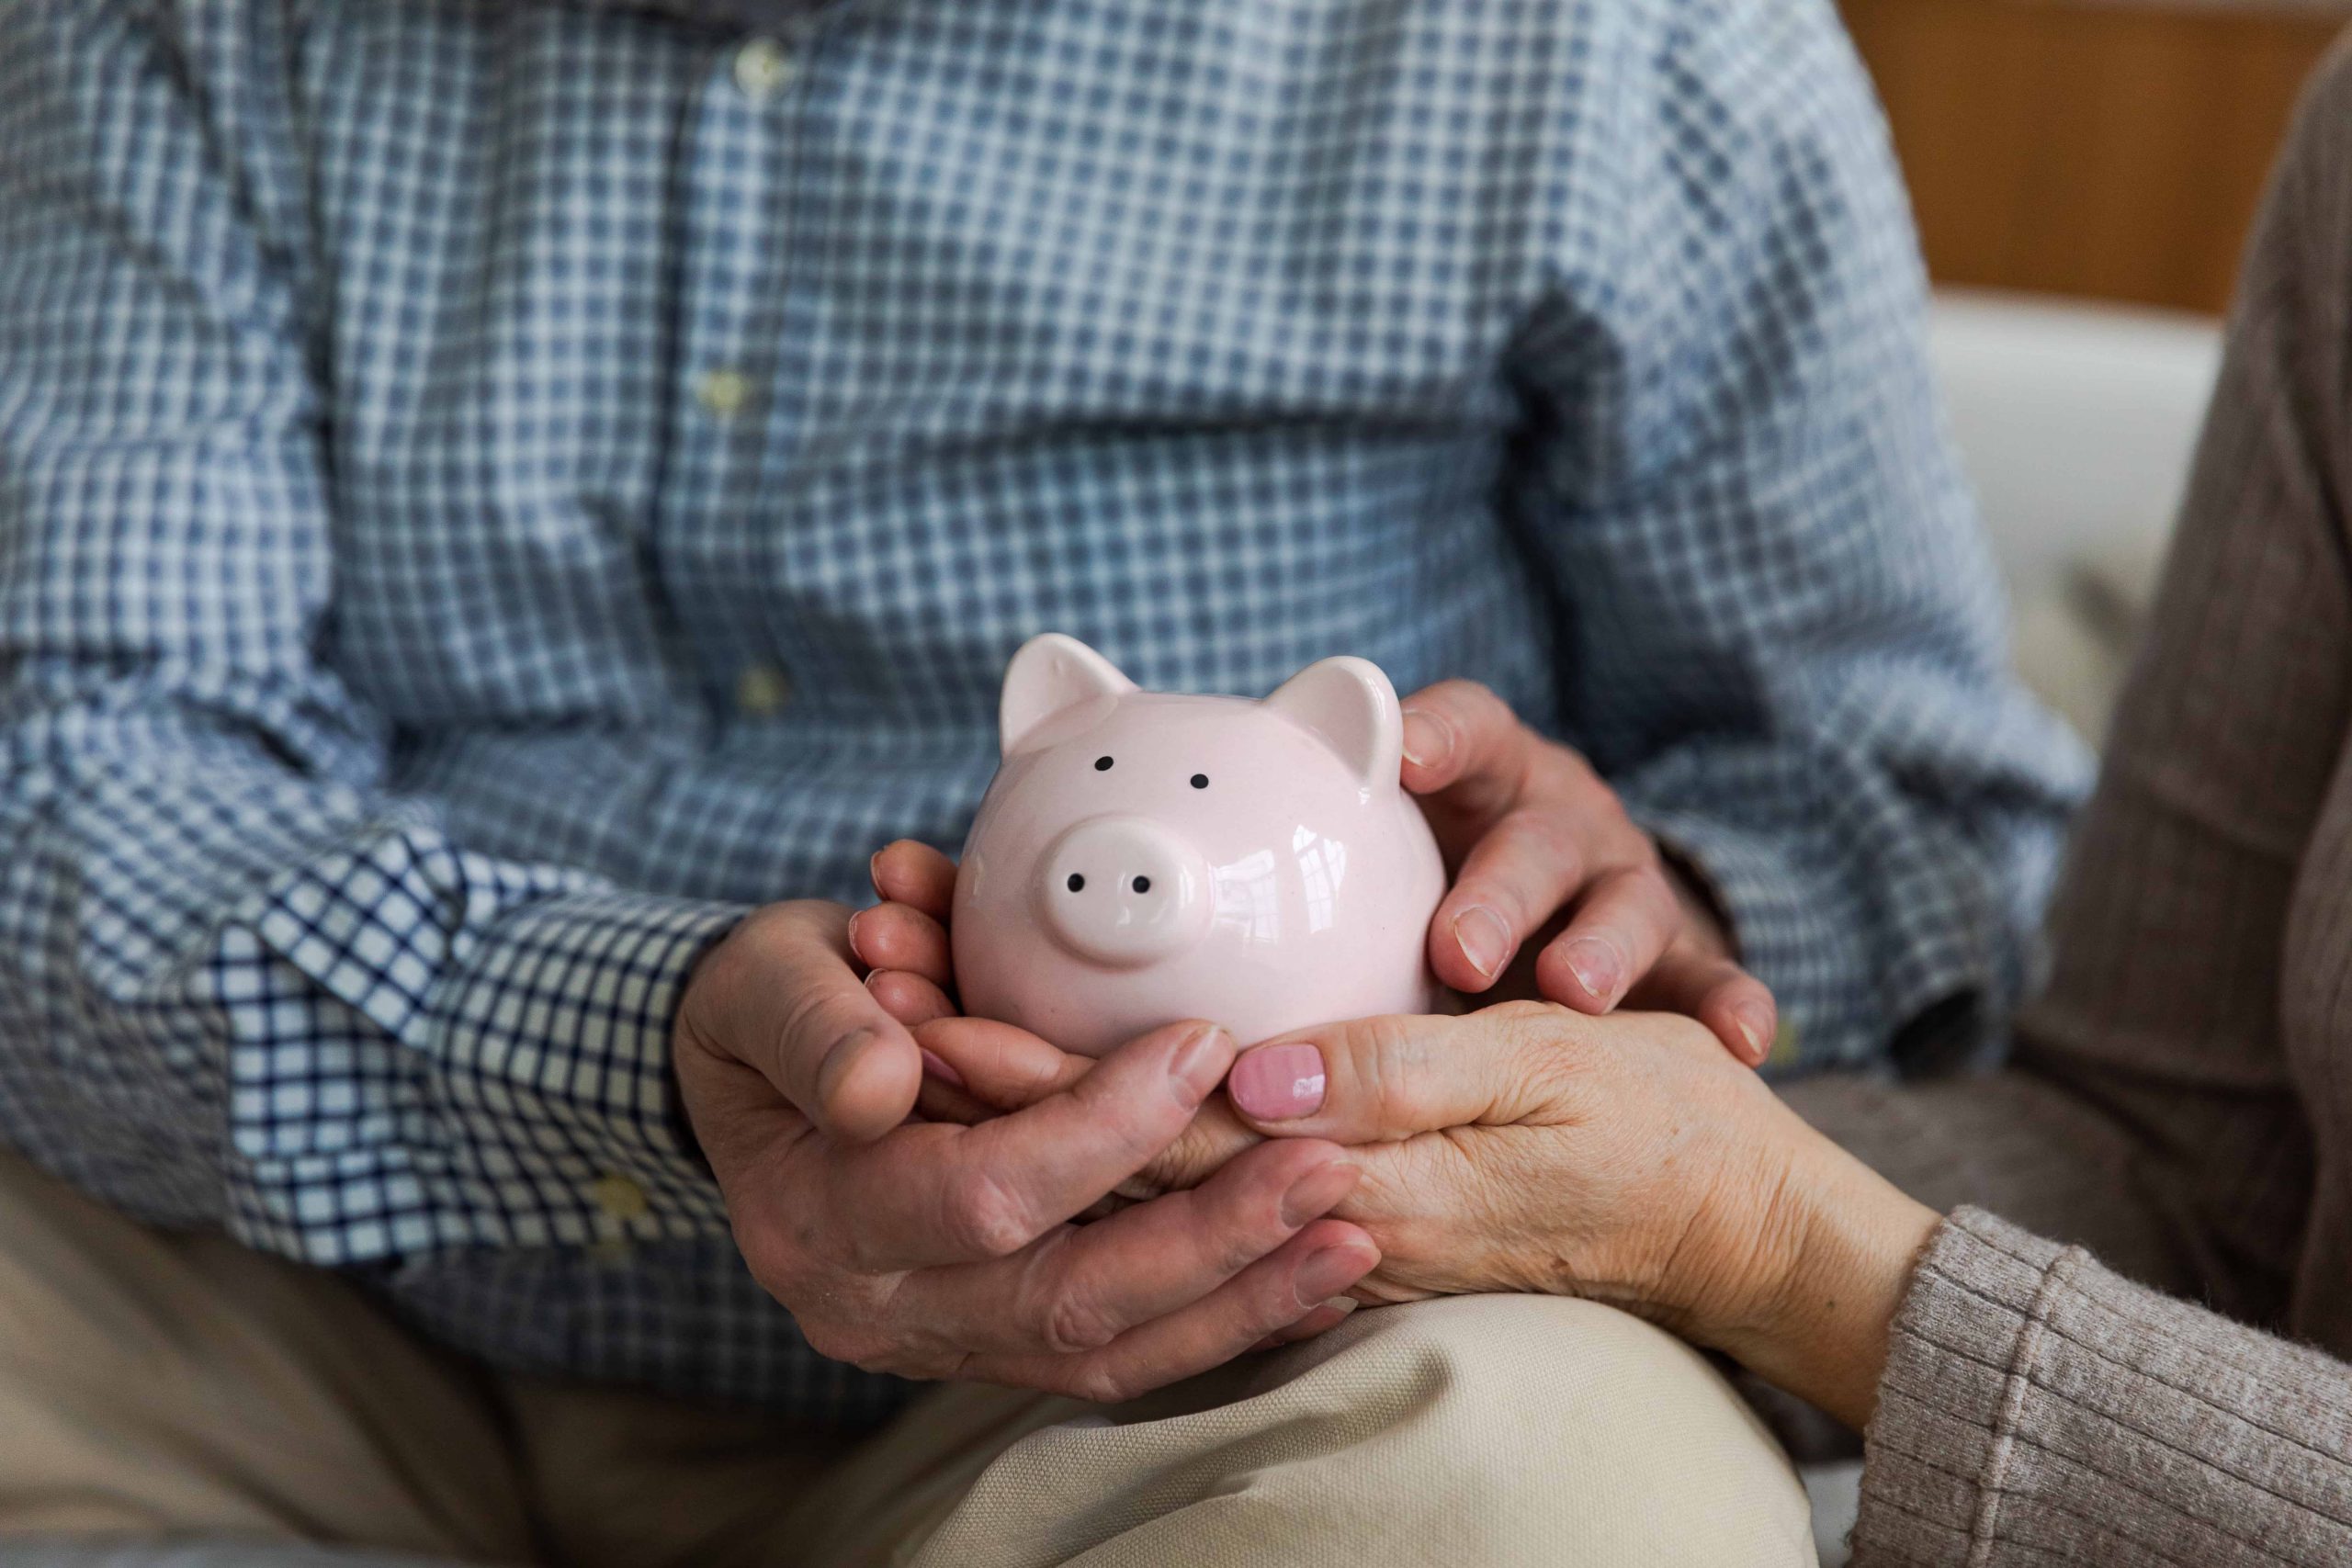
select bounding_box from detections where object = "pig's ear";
[1000,633,1138,757]
[1263,657,1402,789]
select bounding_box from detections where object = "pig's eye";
[1093,756,1114,772]
[1067,873,1086,892]
[1133,876,1152,894]
[1190,773,1209,789]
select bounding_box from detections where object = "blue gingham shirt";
[0,0,2086,1419]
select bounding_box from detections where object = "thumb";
[1225,1003,1577,1142]
[684,902,923,1144]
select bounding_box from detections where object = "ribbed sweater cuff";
[1851,1208,2352,1567]
[1850,1208,2071,1562]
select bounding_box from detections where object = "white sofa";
[1930,288,2222,743]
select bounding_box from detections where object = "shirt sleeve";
[0,3,741,1264]
[1851,1210,2352,1567]
[1509,0,2089,1070]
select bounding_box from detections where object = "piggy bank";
[952,634,1446,1055]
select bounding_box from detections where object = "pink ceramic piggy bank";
[953,634,1446,1055]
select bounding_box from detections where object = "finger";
[1122,1097,1260,1198]
[707,904,923,1144]
[913,1016,1259,1195]
[1627,949,1778,1067]
[912,1016,1087,1112]
[1396,679,1529,812]
[1224,1005,1575,1142]
[899,1138,1359,1355]
[1427,807,1590,992]
[846,902,953,986]
[1262,1296,1361,1348]
[827,1020,1236,1271]
[871,840,958,920]
[916,1074,998,1125]
[1531,863,1681,1013]
[867,969,956,1028]
[964,1219,1378,1404]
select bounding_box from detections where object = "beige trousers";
[0,1150,1815,1566]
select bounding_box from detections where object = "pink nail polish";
[1230,1043,1327,1121]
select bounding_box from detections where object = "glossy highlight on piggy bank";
[953,634,1445,1055]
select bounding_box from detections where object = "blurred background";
[1837,0,2344,749]
[1804,6,2342,1552]
[1849,0,2337,313]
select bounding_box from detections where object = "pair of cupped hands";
[674,682,1933,1428]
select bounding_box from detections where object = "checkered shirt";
[0,0,2088,1421]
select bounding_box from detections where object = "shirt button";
[732,38,794,101]
[735,663,793,716]
[589,1173,649,1223]
[695,368,751,419]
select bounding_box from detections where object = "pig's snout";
[1039,815,1213,968]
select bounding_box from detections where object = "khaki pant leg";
[0,1147,533,1563]
[684,1294,1814,1568]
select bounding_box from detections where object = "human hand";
[1222,1002,1939,1427]
[1397,682,1776,1064]
[672,901,1378,1399]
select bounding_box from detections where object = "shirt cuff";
[426,887,748,1247]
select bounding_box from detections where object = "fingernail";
[1735,1002,1776,1064]
[844,908,868,953]
[1279,1161,1359,1228]
[1399,708,1453,771]
[919,1047,965,1088]
[1319,1296,1359,1320]
[1297,1242,1373,1303]
[1561,937,1623,1006]
[1230,1043,1327,1121]
[814,1027,878,1103]
[868,849,884,891]
[1169,1025,1232,1103]
[1452,905,1510,980]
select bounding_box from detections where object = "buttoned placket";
[660,28,813,728]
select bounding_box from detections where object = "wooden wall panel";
[1841,0,2346,314]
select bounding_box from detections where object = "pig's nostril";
[1132,875,1152,894]
[1067,873,1085,892]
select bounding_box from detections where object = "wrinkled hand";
[903,993,1939,1428]
[1397,681,1775,1064]
[1219,1003,1938,1427]
[673,901,1377,1401]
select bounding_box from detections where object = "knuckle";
[1067,1361,1145,1405]
[802,1321,900,1375]
[1038,1290,1121,1355]
[735,1216,820,1299]
[1447,679,1508,725]
[943,1170,1042,1259]
[776,984,855,1053]
[1355,1017,1435,1124]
